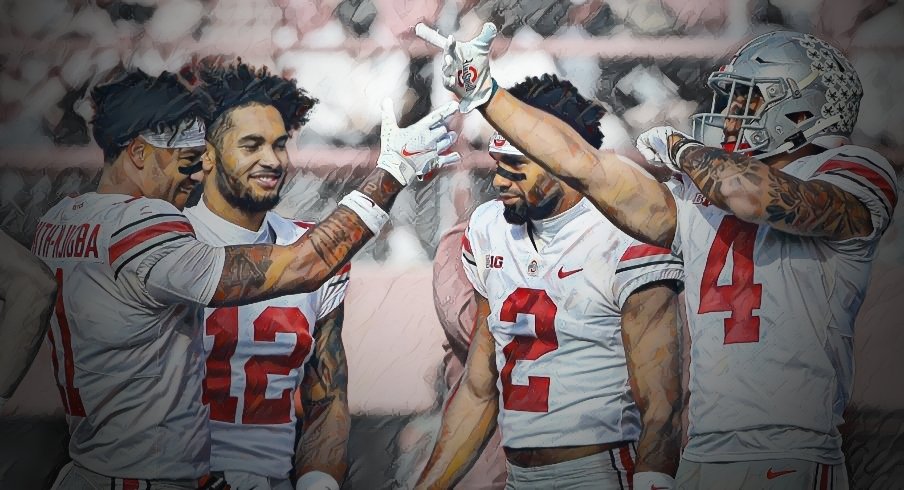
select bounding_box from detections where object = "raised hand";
[376,98,461,185]
[415,22,498,113]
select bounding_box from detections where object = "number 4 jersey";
[461,198,684,449]
[184,200,349,479]
[670,145,898,464]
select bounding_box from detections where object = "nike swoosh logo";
[557,266,583,279]
[766,468,797,479]
[401,145,428,157]
[361,195,376,207]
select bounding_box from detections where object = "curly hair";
[91,68,213,163]
[507,74,605,149]
[198,60,317,146]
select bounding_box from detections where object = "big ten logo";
[693,193,712,207]
[485,255,504,269]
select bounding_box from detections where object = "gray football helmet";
[692,31,863,158]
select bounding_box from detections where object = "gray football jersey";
[670,145,897,464]
[33,193,224,479]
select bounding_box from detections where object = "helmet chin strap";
[753,114,843,159]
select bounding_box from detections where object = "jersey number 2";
[698,216,763,344]
[204,306,313,424]
[499,288,559,412]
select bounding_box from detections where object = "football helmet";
[692,31,863,158]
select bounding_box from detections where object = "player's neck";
[96,160,143,198]
[202,189,268,232]
[546,190,583,220]
[762,144,822,170]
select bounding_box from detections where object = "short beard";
[213,147,282,214]
[502,187,563,225]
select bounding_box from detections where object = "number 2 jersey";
[670,145,898,464]
[461,198,684,449]
[184,199,350,479]
[32,193,225,479]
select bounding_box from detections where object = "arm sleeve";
[461,225,488,298]
[110,199,225,306]
[612,240,685,309]
[808,153,898,251]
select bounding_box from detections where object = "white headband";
[487,131,524,156]
[139,117,206,149]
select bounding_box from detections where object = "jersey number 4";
[204,306,313,424]
[698,216,763,344]
[499,288,559,412]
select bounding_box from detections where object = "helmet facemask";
[693,72,795,157]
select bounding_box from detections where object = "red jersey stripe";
[621,244,672,262]
[818,159,898,207]
[109,221,194,264]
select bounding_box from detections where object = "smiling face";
[208,103,290,213]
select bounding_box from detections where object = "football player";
[184,62,350,490]
[0,230,57,413]
[415,76,684,489]
[34,68,459,489]
[421,24,896,489]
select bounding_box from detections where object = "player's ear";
[124,138,149,170]
[201,141,216,173]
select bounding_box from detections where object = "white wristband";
[296,471,339,490]
[633,471,675,489]
[338,190,390,236]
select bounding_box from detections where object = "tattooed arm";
[0,231,57,401]
[479,89,678,247]
[673,138,873,240]
[296,304,350,484]
[620,281,682,476]
[208,168,400,306]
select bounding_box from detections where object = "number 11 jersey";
[461,198,684,449]
[669,145,897,464]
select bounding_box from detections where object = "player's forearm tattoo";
[298,306,349,477]
[213,244,274,304]
[358,168,404,211]
[679,145,872,238]
[306,207,371,267]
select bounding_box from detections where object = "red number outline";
[698,216,763,344]
[498,288,559,412]
[203,306,313,424]
[48,268,86,416]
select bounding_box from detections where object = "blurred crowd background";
[1,0,903,264]
[1,0,903,488]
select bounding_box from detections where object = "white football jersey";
[32,193,225,480]
[462,198,684,449]
[670,145,898,464]
[184,200,350,479]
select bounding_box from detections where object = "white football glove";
[416,22,498,113]
[376,98,461,186]
[635,126,701,174]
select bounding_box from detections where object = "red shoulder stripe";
[109,221,194,264]
[818,159,897,208]
[621,244,672,262]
